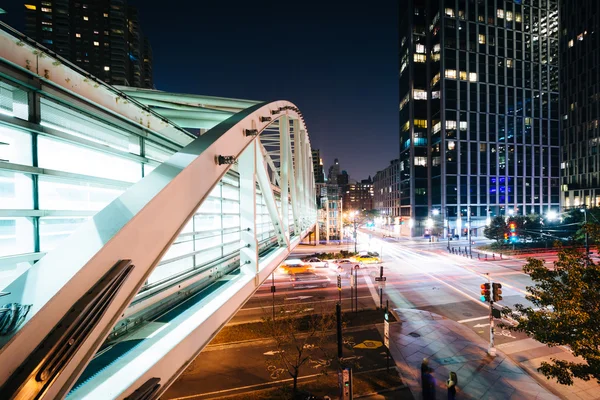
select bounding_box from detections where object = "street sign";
[384,319,390,348]
[374,277,387,282]
[337,275,342,290]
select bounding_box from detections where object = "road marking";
[285,296,313,301]
[457,316,488,323]
[263,350,284,356]
[363,271,381,306]
[473,323,490,328]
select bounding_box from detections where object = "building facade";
[400,0,560,236]
[560,1,600,208]
[24,0,153,88]
[311,149,325,184]
[327,158,340,184]
[373,159,401,220]
[343,178,373,212]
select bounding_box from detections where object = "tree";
[262,304,336,396]
[502,247,600,385]
[484,216,507,244]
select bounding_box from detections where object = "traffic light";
[492,282,503,302]
[509,222,517,242]
[480,283,491,302]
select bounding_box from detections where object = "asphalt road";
[163,327,392,399]
[166,232,573,398]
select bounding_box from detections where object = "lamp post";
[468,206,472,256]
[582,206,589,265]
[353,211,358,253]
[446,207,450,250]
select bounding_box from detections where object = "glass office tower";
[400,0,560,237]
[560,1,600,208]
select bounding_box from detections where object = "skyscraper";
[560,1,600,208]
[311,149,325,183]
[23,0,153,88]
[400,0,560,237]
[328,158,340,184]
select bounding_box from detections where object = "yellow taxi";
[276,259,314,275]
[352,252,380,264]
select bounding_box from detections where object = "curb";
[354,385,409,399]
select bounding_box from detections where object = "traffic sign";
[337,275,342,290]
[374,277,387,282]
[384,319,390,348]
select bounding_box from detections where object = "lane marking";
[457,315,488,323]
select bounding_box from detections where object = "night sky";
[1,1,399,180]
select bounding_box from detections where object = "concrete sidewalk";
[388,308,559,399]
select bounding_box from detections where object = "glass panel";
[194,247,221,265]
[194,214,221,231]
[0,126,32,165]
[0,81,28,120]
[0,171,33,209]
[0,217,34,257]
[38,136,141,182]
[148,257,194,285]
[38,175,125,211]
[40,98,133,152]
[0,259,34,291]
[161,240,193,262]
[39,216,90,252]
[145,141,172,163]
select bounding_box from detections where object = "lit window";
[431,72,440,86]
[402,121,410,132]
[104,66,110,71]
[83,16,89,21]
[445,8,454,17]
[507,59,514,68]
[497,9,504,19]
[416,44,426,53]
[94,30,99,34]
[459,71,467,80]
[433,122,441,134]
[41,7,52,12]
[93,41,99,46]
[468,72,477,82]
[459,121,467,130]
[447,140,455,150]
[75,33,81,38]
[400,94,409,110]
[445,69,457,79]
[433,43,440,52]
[432,91,440,99]
[515,13,522,22]
[446,120,457,130]
[42,21,52,25]
[578,33,584,41]
[400,61,407,74]
[506,11,513,21]
[568,39,574,47]
[478,34,486,44]
[25,4,36,10]
[104,13,109,17]
[413,89,427,100]
[414,54,426,63]
[431,53,440,61]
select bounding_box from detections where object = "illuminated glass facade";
[560,1,600,208]
[400,0,560,236]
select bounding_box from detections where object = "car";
[353,252,380,264]
[277,259,314,275]
[302,257,329,268]
[290,272,331,289]
[334,259,361,275]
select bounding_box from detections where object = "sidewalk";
[388,308,559,400]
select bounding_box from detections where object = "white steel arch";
[0,100,317,399]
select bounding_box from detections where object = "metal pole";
[447,207,450,250]
[354,217,357,253]
[354,266,358,314]
[487,273,496,356]
[585,206,589,265]
[468,206,472,256]
[336,303,343,359]
[271,273,275,319]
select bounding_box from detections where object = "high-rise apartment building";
[560,1,600,208]
[311,149,325,183]
[328,158,340,184]
[24,0,153,88]
[400,0,560,236]
[343,178,373,212]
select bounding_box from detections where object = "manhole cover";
[463,312,473,317]
[408,332,421,338]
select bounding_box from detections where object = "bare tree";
[262,303,336,396]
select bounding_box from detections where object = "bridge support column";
[239,140,259,283]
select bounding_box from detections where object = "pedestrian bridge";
[0,23,316,399]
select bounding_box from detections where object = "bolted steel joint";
[260,116,272,122]
[216,155,236,165]
[244,129,259,136]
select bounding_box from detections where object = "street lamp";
[353,211,358,253]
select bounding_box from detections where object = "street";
[164,233,599,399]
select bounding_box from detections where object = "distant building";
[337,170,349,186]
[373,159,401,227]
[316,182,343,242]
[343,177,373,212]
[327,158,340,184]
[23,0,153,88]
[311,149,325,183]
